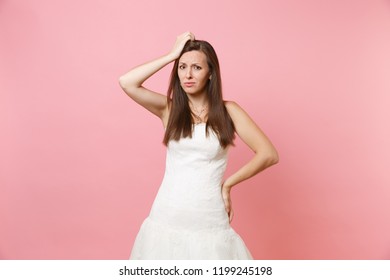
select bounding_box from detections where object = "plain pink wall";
[1,0,390,259]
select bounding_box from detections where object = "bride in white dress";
[119,32,279,259]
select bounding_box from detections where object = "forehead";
[179,50,207,64]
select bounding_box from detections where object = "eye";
[193,65,202,70]
[179,65,186,70]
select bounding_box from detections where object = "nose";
[185,68,192,79]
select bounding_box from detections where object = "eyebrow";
[178,62,202,65]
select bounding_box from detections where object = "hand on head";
[169,31,195,60]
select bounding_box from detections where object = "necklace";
[190,103,207,124]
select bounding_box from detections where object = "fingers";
[187,31,195,41]
[181,34,193,45]
[229,208,234,223]
[222,193,234,223]
[224,201,230,214]
[183,31,194,39]
[221,182,234,222]
[222,193,230,211]
[225,203,234,223]
[179,31,195,43]
[170,31,195,59]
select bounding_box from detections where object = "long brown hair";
[163,40,235,148]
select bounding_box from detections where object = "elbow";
[271,148,279,164]
[270,152,279,166]
[263,150,279,168]
[118,76,127,89]
[118,75,134,90]
[118,76,136,96]
[269,149,279,166]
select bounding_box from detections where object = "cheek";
[177,71,185,81]
[198,73,209,84]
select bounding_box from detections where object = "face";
[178,50,210,96]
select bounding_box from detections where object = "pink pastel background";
[1,0,390,259]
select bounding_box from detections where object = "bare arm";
[222,101,279,222]
[118,32,195,123]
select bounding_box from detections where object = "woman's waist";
[161,169,225,187]
[149,201,229,231]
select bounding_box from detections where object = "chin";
[185,88,207,96]
[183,89,197,95]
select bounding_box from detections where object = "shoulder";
[224,100,237,107]
[224,100,259,133]
[224,100,240,113]
[224,100,247,120]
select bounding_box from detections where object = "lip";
[183,82,195,87]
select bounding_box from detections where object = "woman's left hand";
[221,183,234,223]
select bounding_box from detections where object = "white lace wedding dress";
[130,123,253,259]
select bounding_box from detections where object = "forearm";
[119,32,195,92]
[119,53,175,90]
[224,151,278,189]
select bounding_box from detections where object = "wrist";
[165,51,179,62]
[222,181,233,192]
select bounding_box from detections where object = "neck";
[186,92,208,108]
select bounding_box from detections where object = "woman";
[119,32,279,259]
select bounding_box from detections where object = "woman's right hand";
[169,31,195,60]
[119,32,195,121]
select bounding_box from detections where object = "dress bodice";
[149,123,230,230]
[165,123,228,182]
